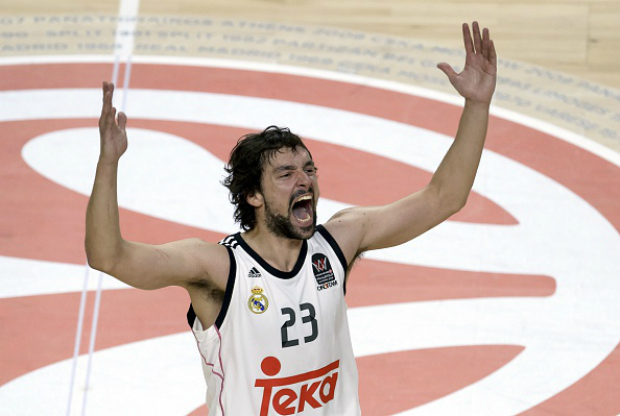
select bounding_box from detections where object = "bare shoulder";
[322,207,371,265]
[177,238,230,291]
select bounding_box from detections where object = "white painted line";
[66,266,89,416]
[1,54,618,167]
[70,0,141,413]
[114,0,140,60]
[0,256,130,299]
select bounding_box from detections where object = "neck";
[243,225,305,272]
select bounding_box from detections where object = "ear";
[246,190,264,208]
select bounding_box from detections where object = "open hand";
[98,81,128,164]
[437,22,497,105]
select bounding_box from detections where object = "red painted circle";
[0,62,619,415]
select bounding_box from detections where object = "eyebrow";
[273,161,315,172]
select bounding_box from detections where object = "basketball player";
[86,22,496,415]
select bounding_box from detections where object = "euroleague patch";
[312,253,338,291]
[248,286,269,314]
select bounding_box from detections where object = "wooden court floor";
[1,0,619,415]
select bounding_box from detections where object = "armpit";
[188,278,225,304]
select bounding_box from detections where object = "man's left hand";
[437,21,497,105]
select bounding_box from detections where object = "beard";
[264,194,317,240]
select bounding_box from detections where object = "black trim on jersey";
[316,224,349,295]
[187,304,196,328]
[316,225,347,272]
[234,232,308,280]
[186,245,237,330]
[215,246,236,329]
[219,234,238,249]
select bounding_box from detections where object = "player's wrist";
[97,155,120,168]
[464,98,491,111]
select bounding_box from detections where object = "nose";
[297,169,312,189]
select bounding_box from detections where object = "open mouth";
[291,194,314,223]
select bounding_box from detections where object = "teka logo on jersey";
[255,356,339,415]
[311,254,338,291]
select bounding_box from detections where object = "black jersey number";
[280,302,318,348]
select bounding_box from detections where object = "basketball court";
[1,0,619,414]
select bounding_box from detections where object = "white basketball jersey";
[188,225,361,415]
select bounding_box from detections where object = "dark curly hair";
[223,126,312,230]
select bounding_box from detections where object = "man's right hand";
[98,81,128,164]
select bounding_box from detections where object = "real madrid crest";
[248,286,269,314]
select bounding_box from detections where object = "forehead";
[266,147,312,170]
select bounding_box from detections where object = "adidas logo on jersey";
[248,267,262,278]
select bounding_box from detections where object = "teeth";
[292,194,313,223]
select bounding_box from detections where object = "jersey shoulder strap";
[219,233,240,249]
[186,234,238,329]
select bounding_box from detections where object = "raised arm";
[85,82,227,291]
[325,22,497,263]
